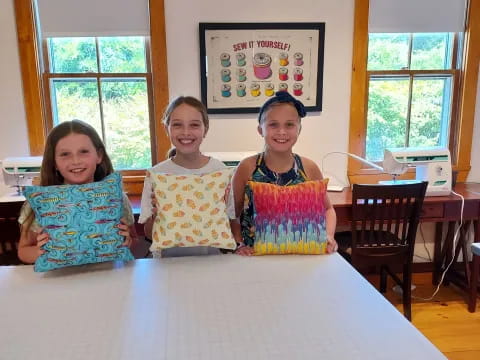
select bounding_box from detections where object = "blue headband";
[258,91,306,123]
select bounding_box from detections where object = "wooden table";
[328,183,480,285]
[0,255,446,359]
[0,199,24,265]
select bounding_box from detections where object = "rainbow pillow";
[149,169,236,251]
[23,172,134,272]
[247,179,329,255]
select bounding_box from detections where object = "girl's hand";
[36,228,49,255]
[118,218,132,248]
[326,235,338,254]
[235,243,255,256]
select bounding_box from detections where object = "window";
[348,0,479,183]
[365,32,458,161]
[44,36,153,170]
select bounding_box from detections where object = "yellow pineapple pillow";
[149,169,236,251]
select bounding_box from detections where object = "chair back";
[350,182,427,269]
[0,201,23,265]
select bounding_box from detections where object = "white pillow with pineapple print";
[149,168,236,251]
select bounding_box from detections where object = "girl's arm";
[139,174,155,239]
[232,157,256,255]
[302,157,338,253]
[18,226,49,264]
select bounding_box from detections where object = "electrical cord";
[419,223,432,262]
[412,190,465,301]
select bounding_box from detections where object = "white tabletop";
[0,254,445,360]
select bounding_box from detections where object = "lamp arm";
[322,151,385,174]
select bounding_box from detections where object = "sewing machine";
[382,147,452,196]
[1,157,42,197]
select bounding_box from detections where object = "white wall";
[164,0,354,185]
[0,0,478,186]
[466,65,480,183]
[0,0,30,195]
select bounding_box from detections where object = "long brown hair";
[40,119,113,185]
[23,120,114,231]
[162,96,209,158]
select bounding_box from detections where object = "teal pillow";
[23,172,134,272]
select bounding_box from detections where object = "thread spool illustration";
[279,67,288,81]
[220,53,231,67]
[265,83,275,97]
[236,83,246,97]
[253,53,272,80]
[294,52,304,66]
[293,83,303,96]
[236,68,247,82]
[279,52,289,66]
[221,69,231,82]
[236,52,246,66]
[250,83,261,97]
[293,68,303,81]
[278,83,288,92]
[221,84,231,97]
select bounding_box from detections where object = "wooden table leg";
[433,222,444,285]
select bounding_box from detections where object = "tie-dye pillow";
[149,169,236,251]
[23,172,134,272]
[247,179,329,255]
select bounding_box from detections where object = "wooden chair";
[469,242,480,312]
[0,201,23,265]
[349,181,428,321]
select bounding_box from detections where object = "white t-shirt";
[139,157,235,258]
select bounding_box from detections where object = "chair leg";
[380,265,387,293]
[469,254,479,312]
[403,265,412,321]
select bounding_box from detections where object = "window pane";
[409,76,452,148]
[98,37,147,73]
[101,79,151,169]
[50,79,102,134]
[411,33,452,70]
[366,77,410,161]
[367,33,409,70]
[48,38,97,73]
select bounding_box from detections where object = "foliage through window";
[365,33,459,161]
[45,36,152,170]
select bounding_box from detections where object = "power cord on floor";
[412,190,465,301]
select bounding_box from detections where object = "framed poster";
[199,22,325,114]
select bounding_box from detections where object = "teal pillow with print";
[23,172,134,272]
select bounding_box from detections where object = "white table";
[0,254,446,360]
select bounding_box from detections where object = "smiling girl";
[232,91,337,256]
[17,120,136,263]
[139,96,237,258]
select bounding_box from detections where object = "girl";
[232,91,338,256]
[139,96,238,258]
[17,120,137,264]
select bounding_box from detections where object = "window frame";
[13,0,171,194]
[42,36,156,169]
[348,0,480,184]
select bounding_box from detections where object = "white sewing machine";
[1,156,42,197]
[382,147,452,196]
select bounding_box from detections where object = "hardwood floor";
[366,272,480,360]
